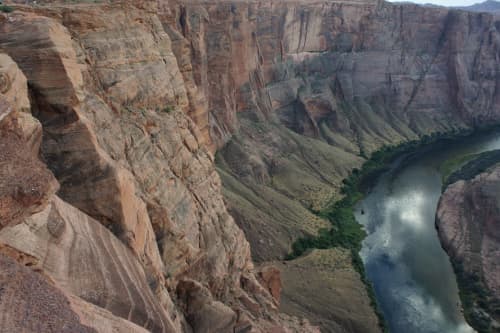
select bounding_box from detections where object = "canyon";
[1,0,500,332]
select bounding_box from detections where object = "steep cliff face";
[437,163,500,332]
[2,0,500,332]
[0,4,317,333]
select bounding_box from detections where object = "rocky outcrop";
[0,195,179,332]
[437,163,500,331]
[0,56,57,227]
[0,53,29,113]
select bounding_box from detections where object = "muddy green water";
[355,130,500,333]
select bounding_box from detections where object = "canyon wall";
[2,0,500,332]
[437,160,500,332]
[157,0,500,262]
[0,4,318,333]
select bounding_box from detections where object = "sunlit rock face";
[437,165,500,330]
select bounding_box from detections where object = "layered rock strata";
[158,0,500,262]
[2,0,500,332]
[0,6,316,332]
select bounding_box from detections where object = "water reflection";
[355,130,500,333]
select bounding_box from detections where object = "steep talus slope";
[275,248,380,333]
[0,4,317,333]
[437,162,500,332]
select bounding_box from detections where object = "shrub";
[162,106,175,113]
[0,5,14,13]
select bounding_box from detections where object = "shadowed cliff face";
[158,0,500,264]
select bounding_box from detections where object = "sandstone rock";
[0,254,96,333]
[0,7,307,333]
[437,164,500,329]
[0,11,83,110]
[0,251,151,333]
[0,105,58,227]
[0,195,178,332]
[0,53,29,113]
[0,11,167,294]
[177,279,237,333]
[257,265,282,305]
[70,295,151,333]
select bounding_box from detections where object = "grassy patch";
[287,132,453,259]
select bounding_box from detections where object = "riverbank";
[287,124,500,332]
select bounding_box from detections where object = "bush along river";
[287,127,500,333]
[354,129,500,333]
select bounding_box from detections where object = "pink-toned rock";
[0,63,58,226]
[0,254,96,333]
[0,195,178,332]
[257,265,282,305]
[0,6,313,333]
[70,295,150,333]
[0,53,29,113]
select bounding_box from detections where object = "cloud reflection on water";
[358,168,474,333]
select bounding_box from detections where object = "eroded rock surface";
[0,4,316,331]
[2,0,500,331]
[437,164,500,331]
[0,254,96,333]
[156,0,500,264]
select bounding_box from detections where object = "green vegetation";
[0,5,14,13]
[444,149,500,188]
[453,261,499,333]
[161,106,175,114]
[439,153,478,183]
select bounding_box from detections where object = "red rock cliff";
[2,0,500,332]
[0,4,317,333]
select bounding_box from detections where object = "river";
[354,130,500,333]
